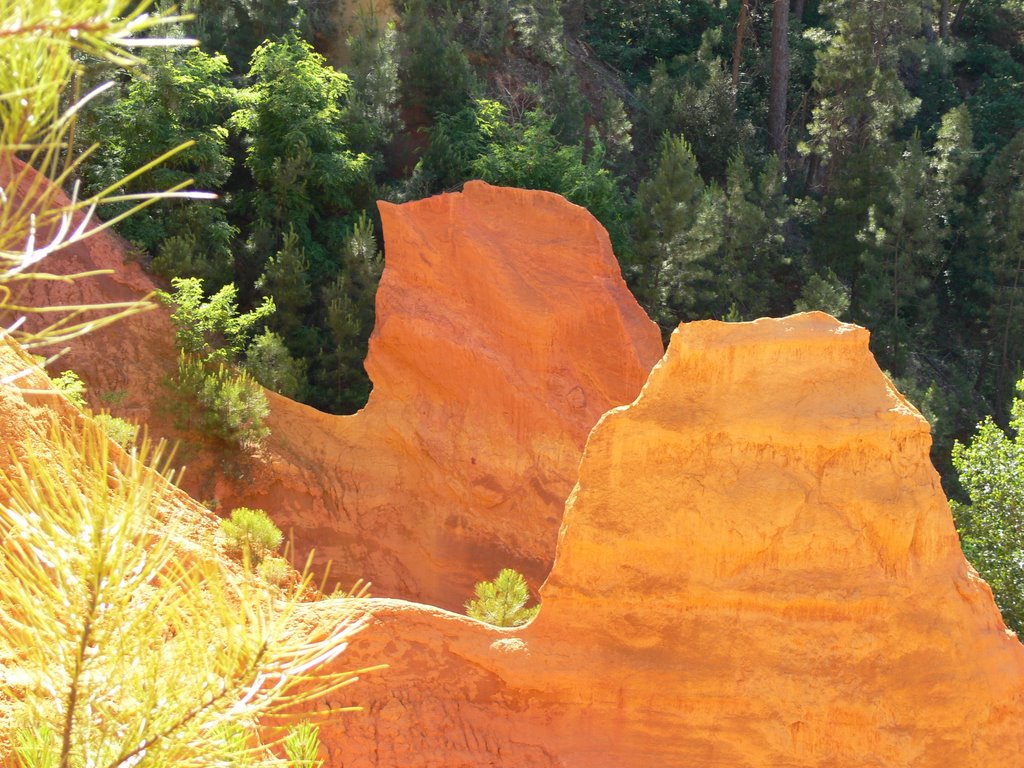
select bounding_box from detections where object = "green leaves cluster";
[465,568,540,627]
[79,47,239,288]
[952,377,1024,635]
[48,368,138,450]
[159,278,281,449]
[220,506,284,566]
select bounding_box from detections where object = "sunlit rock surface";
[4,174,663,610]
[309,314,1024,767]
[213,181,663,609]
[3,161,1022,765]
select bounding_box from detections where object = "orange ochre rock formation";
[211,181,664,609]
[308,313,1024,767]
[3,176,1023,766]
[3,178,663,611]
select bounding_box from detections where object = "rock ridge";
[312,313,1024,768]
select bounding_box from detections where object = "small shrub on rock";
[258,556,292,587]
[93,413,139,450]
[221,507,283,566]
[465,568,539,627]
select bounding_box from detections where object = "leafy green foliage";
[79,47,239,288]
[49,369,139,449]
[795,270,851,317]
[51,370,88,410]
[221,507,284,566]
[951,376,1024,635]
[246,330,308,400]
[1,4,366,764]
[161,277,275,364]
[465,568,540,627]
[92,414,140,450]
[231,33,372,283]
[981,129,1024,410]
[167,353,271,447]
[159,278,275,447]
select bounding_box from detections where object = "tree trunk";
[732,0,750,88]
[951,0,969,36]
[923,0,937,42]
[768,0,790,164]
[940,0,950,38]
[792,0,806,20]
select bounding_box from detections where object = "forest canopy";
[74,0,1024,493]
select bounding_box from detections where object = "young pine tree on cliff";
[466,569,540,627]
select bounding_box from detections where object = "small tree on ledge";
[465,568,540,627]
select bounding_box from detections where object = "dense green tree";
[180,0,334,72]
[230,33,371,283]
[580,0,727,80]
[410,99,504,191]
[398,0,477,120]
[951,375,1024,635]
[794,269,852,317]
[803,0,924,172]
[628,134,723,329]
[245,329,308,399]
[510,0,566,64]
[981,130,1024,411]
[346,9,403,158]
[855,134,941,374]
[79,47,239,287]
[312,214,384,412]
[639,55,756,182]
[160,278,275,365]
[719,154,790,319]
[256,229,313,342]
[159,278,276,446]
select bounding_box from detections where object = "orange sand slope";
[310,314,1024,768]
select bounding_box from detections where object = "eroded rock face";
[213,182,663,609]
[3,175,663,610]
[5,163,1023,764]
[311,314,1024,768]
[0,161,178,428]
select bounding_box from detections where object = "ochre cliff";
[303,314,1024,767]
[3,164,1023,765]
[3,175,663,610]
[212,181,662,609]
[0,161,178,429]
